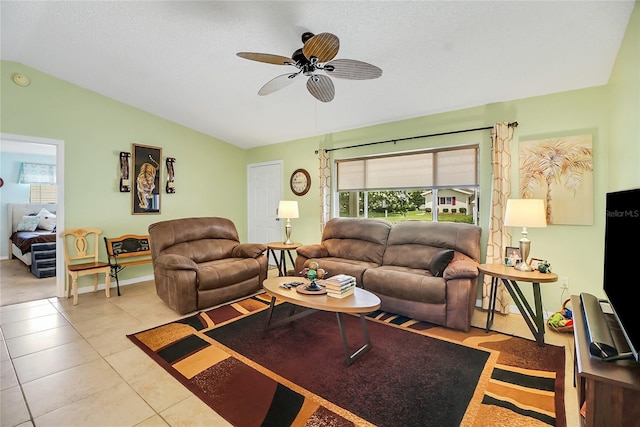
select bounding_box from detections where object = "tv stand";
[572,295,640,426]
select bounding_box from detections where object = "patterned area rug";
[127,294,566,427]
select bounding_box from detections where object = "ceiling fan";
[237,32,382,102]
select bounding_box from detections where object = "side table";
[479,263,557,347]
[266,242,301,277]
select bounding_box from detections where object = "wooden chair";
[60,228,111,305]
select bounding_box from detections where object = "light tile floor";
[1,279,580,427]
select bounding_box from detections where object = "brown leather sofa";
[148,217,268,315]
[295,218,481,331]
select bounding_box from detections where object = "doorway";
[1,133,65,302]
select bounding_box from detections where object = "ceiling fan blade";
[258,73,299,96]
[324,59,383,80]
[306,74,335,102]
[302,32,339,63]
[237,52,294,66]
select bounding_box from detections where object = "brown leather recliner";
[148,217,267,315]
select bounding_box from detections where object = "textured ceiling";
[1,1,635,149]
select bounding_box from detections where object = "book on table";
[327,286,355,299]
[325,282,356,293]
[323,280,355,290]
[324,274,356,289]
[327,274,355,284]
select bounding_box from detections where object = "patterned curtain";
[318,148,331,232]
[482,122,514,314]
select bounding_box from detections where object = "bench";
[104,234,152,296]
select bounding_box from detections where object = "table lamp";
[278,200,299,244]
[504,199,547,271]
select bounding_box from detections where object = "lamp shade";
[278,201,299,219]
[504,199,547,227]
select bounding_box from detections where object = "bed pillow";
[17,215,40,232]
[36,208,57,231]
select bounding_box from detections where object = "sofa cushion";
[301,257,377,286]
[163,239,238,263]
[382,221,481,269]
[149,217,240,257]
[321,218,392,264]
[197,258,262,291]
[363,266,446,305]
[233,243,267,258]
[429,249,455,277]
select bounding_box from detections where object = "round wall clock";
[290,168,311,196]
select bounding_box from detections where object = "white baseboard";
[475,298,552,319]
[74,275,155,295]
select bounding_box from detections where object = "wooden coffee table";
[262,277,381,366]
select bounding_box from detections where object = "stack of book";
[323,274,356,298]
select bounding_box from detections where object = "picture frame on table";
[132,143,162,214]
[504,246,521,267]
[530,258,545,271]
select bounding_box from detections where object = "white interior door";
[247,161,283,247]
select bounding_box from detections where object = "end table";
[266,242,301,277]
[479,263,558,347]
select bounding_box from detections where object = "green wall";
[1,61,248,283]
[608,0,640,192]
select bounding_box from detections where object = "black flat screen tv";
[603,188,640,362]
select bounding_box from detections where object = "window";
[439,197,456,205]
[30,184,57,203]
[336,145,479,224]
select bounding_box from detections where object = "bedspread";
[10,231,56,255]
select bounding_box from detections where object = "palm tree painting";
[519,135,593,225]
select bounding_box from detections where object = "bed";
[8,203,57,266]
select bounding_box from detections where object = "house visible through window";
[336,145,479,224]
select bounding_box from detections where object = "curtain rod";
[317,121,518,154]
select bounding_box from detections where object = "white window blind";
[30,184,57,203]
[337,146,478,191]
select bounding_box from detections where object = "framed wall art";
[166,157,176,193]
[519,134,593,225]
[119,152,131,192]
[132,144,162,214]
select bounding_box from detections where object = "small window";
[30,184,57,203]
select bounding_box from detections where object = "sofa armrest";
[296,244,329,259]
[233,243,267,258]
[155,253,198,271]
[443,260,479,280]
